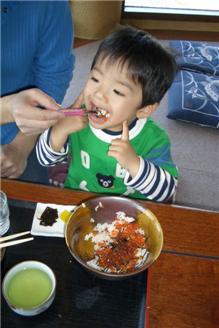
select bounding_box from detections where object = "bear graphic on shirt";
[96,173,115,188]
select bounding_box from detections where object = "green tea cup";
[2,260,56,316]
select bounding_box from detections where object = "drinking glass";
[0,190,10,236]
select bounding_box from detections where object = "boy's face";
[83,58,143,132]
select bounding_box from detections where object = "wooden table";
[2,179,219,328]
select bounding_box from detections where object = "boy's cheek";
[83,96,89,109]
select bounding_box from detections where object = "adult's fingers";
[1,162,16,177]
[29,89,60,111]
[6,173,20,179]
[18,118,61,135]
[121,121,129,141]
[17,105,64,122]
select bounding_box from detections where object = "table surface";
[2,206,149,328]
[1,179,219,328]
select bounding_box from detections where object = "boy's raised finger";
[121,120,129,141]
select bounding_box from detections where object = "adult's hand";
[0,132,37,179]
[0,88,65,135]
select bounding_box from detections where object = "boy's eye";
[113,89,125,96]
[90,76,99,83]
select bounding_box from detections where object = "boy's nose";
[93,86,107,102]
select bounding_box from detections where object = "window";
[123,0,219,18]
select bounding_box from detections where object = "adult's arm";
[0,89,64,134]
[33,1,74,103]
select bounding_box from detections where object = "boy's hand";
[50,115,87,152]
[108,121,140,178]
[57,115,87,135]
[50,91,86,152]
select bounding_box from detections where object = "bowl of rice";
[65,196,163,279]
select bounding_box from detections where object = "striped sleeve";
[36,129,69,166]
[124,157,177,202]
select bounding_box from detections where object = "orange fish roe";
[85,212,149,273]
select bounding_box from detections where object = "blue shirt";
[1,0,74,144]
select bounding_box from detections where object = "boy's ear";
[136,103,159,119]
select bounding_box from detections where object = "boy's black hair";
[91,26,177,107]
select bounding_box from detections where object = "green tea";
[6,268,52,308]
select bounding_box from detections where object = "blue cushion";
[167,70,219,128]
[170,40,219,76]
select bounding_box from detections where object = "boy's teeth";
[94,107,109,118]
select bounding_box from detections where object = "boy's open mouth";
[88,106,110,121]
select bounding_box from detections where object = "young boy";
[37,26,179,202]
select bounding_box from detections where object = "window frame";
[121,2,219,23]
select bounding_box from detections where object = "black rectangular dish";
[1,205,150,328]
